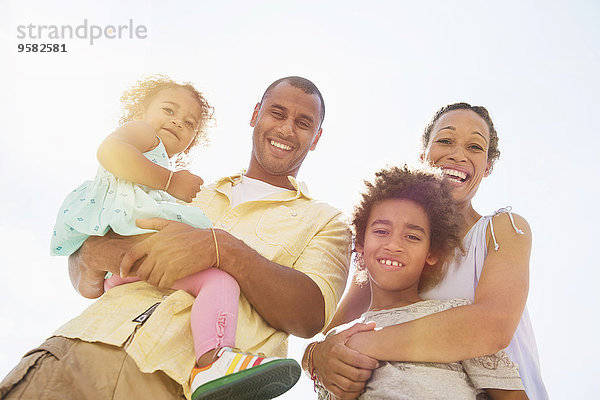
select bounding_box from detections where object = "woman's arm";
[324,273,371,332]
[346,213,531,362]
[486,388,528,400]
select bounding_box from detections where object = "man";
[0,77,351,400]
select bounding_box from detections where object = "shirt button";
[220,223,227,228]
[291,212,297,217]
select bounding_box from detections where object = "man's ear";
[425,252,439,266]
[309,128,322,151]
[250,103,261,127]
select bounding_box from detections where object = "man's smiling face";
[246,81,322,188]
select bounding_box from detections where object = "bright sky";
[1,0,599,398]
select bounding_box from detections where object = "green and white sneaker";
[190,347,301,400]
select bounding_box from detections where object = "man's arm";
[120,214,351,338]
[68,231,148,298]
[219,231,326,337]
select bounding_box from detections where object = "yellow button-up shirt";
[54,174,351,398]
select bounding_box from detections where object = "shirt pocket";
[255,205,315,259]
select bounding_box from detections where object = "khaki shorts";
[0,336,185,400]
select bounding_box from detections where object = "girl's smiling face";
[424,109,492,206]
[138,87,203,158]
[357,198,438,309]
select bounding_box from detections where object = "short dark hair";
[422,103,500,168]
[352,165,464,291]
[260,76,325,125]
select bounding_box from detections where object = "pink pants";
[105,268,240,362]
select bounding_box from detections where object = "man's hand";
[311,322,379,399]
[69,231,147,298]
[120,218,217,288]
[167,170,203,203]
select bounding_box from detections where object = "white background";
[1,0,599,398]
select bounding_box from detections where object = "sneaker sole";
[191,358,301,400]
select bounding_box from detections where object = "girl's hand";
[311,322,379,399]
[167,170,204,202]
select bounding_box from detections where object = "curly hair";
[119,75,214,166]
[352,165,464,292]
[421,103,500,169]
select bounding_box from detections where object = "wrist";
[305,341,326,393]
[214,229,246,274]
[164,170,174,192]
[210,227,220,268]
[302,341,318,373]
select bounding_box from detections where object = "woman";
[303,103,548,399]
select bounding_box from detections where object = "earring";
[353,253,369,285]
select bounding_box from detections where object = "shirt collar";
[215,172,312,201]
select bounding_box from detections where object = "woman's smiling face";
[424,109,492,205]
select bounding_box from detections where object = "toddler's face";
[357,198,437,307]
[140,87,202,157]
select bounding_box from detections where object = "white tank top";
[421,208,548,400]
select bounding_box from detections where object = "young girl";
[307,165,527,399]
[50,75,300,400]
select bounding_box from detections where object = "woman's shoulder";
[485,207,532,252]
[488,208,531,234]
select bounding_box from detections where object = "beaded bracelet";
[306,341,326,394]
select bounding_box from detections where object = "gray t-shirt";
[322,299,525,400]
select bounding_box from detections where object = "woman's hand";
[309,322,379,399]
[167,170,204,202]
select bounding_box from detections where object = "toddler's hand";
[167,170,204,202]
